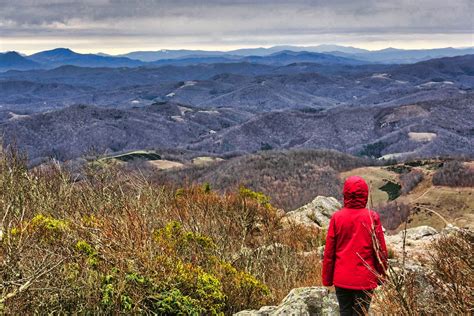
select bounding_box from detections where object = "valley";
[1,0,473,313]
[0,53,472,164]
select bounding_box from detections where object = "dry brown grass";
[341,163,474,231]
[0,147,323,314]
[372,228,474,315]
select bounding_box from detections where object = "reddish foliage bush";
[432,160,474,187]
[0,148,323,314]
[400,169,424,194]
[377,201,411,231]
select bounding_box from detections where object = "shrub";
[358,141,387,158]
[379,180,402,201]
[387,246,396,259]
[0,148,322,314]
[385,164,412,174]
[373,229,474,314]
[151,289,202,315]
[260,143,273,151]
[432,160,474,187]
[377,201,411,230]
[400,169,424,194]
[424,230,474,313]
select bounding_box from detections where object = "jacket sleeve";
[373,213,388,279]
[322,215,336,286]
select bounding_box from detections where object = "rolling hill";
[28,48,145,68]
[0,54,472,165]
[1,93,472,166]
[117,45,473,64]
[188,94,473,158]
[2,46,473,73]
[1,55,471,113]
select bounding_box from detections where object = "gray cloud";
[0,0,472,53]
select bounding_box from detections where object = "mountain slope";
[348,47,474,64]
[0,102,252,163]
[0,52,41,71]
[28,48,145,68]
[340,163,474,231]
[2,94,472,165]
[157,149,368,210]
[390,54,474,80]
[0,55,472,114]
[0,80,93,110]
[116,45,472,63]
[189,95,474,158]
[0,63,276,89]
[242,51,367,65]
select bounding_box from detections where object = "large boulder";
[404,226,438,240]
[386,225,439,267]
[234,287,339,316]
[283,196,341,229]
[386,225,438,245]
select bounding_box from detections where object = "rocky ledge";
[283,196,341,229]
[234,287,339,316]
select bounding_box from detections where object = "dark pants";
[335,287,373,316]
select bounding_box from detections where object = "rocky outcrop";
[386,225,438,244]
[234,287,338,316]
[386,225,439,267]
[283,196,341,229]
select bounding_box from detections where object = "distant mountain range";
[117,45,474,62]
[334,47,474,64]
[115,45,370,61]
[188,95,474,158]
[28,48,144,68]
[1,54,473,163]
[0,48,366,71]
[0,52,42,71]
[1,45,473,72]
[0,49,145,72]
[1,54,472,112]
[150,50,367,67]
[117,45,474,64]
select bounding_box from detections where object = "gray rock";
[386,225,440,268]
[234,287,339,316]
[284,196,341,229]
[441,223,460,234]
[403,226,438,240]
[235,305,278,316]
[386,225,438,245]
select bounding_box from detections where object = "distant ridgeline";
[1,46,474,71]
[0,49,472,164]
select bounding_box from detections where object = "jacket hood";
[343,176,369,209]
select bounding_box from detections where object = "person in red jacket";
[322,176,388,316]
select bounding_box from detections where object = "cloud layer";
[1,0,472,53]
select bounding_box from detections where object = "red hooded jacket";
[322,176,388,290]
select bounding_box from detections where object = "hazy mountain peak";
[32,47,76,56]
[313,44,369,54]
[0,51,41,70]
[2,51,23,58]
[377,47,401,52]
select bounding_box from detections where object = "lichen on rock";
[234,286,339,316]
[283,196,341,229]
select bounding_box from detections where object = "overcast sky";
[1,0,473,54]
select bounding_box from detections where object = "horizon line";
[2,44,474,56]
